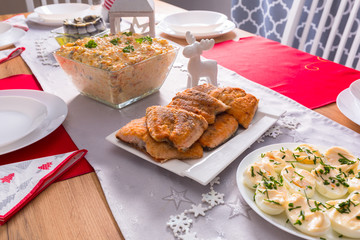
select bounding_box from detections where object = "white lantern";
[108,0,155,37]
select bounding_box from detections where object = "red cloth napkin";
[0,74,94,181]
[202,36,360,109]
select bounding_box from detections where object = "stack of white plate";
[157,10,235,39]
[337,79,360,125]
[0,90,68,155]
[27,3,91,26]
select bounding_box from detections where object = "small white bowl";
[163,11,228,34]
[0,22,13,39]
[35,3,90,21]
[350,79,360,106]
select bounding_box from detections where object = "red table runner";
[0,74,94,181]
[202,36,360,109]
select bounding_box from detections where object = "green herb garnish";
[135,36,153,44]
[110,38,120,45]
[122,32,133,36]
[85,39,97,48]
[122,45,135,53]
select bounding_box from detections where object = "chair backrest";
[25,0,96,12]
[281,0,360,70]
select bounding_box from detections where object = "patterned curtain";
[231,0,360,69]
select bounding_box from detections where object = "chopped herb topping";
[261,153,265,158]
[122,45,135,53]
[85,39,97,48]
[250,166,255,177]
[335,199,359,214]
[135,36,153,44]
[122,32,133,36]
[264,199,281,205]
[294,219,302,225]
[110,38,120,45]
[338,153,356,165]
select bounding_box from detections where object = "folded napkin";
[0,150,87,225]
[0,47,25,64]
[202,36,360,109]
[3,15,29,32]
[0,74,94,181]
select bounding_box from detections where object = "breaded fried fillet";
[116,117,203,162]
[199,113,238,149]
[209,87,259,128]
[168,88,229,124]
[145,105,208,151]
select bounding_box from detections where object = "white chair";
[25,0,96,12]
[281,0,360,70]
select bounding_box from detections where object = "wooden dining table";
[0,1,360,239]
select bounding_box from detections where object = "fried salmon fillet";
[168,89,229,124]
[199,113,238,149]
[116,117,203,162]
[208,87,259,128]
[146,105,208,151]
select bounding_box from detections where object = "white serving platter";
[0,96,47,147]
[106,105,284,185]
[34,3,90,21]
[236,142,355,240]
[0,90,68,155]
[337,88,360,126]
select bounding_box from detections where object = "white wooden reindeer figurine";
[183,31,218,88]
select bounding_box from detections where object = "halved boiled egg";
[261,150,288,173]
[286,193,331,237]
[311,164,348,199]
[324,146,359,173]
[291,144,323,171]
[254,181,288,215]
[348,176,360,193]
[281,165,316,198]
[243,161,277,189]
[326,191,360,238]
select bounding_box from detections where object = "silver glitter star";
[163,187,193,209]
[226,196,252,219]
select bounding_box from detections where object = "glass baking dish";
[54,47,178,109]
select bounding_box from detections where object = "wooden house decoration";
[108,0,155,37]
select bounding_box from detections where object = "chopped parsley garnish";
[122,45,135,53]
[110,38,120,45]
[122,32,133,36]
[135,36,153,44]
[100,34,109,38]
[85,39,97,48]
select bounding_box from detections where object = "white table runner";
[15,21,360,240]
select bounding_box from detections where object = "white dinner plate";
[27,12,64,27]
[236,142,354,240]
[0,28,26,50]
[0,90,68,155]
[162,11,227,34]
[0,96,47,147]
[157,19,236,39]
[106,105,284,185]
[337,88,360,126]
[34,3,91,21]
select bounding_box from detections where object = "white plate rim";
[0,96,48,147]
[0,28,26,50]
[106,104,284,185]
[26,12,64,26]
[337,88,360,126]
[0,90,68,155]
[157,19,236,39]
[236,142,354,240]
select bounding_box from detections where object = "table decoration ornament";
[184,31,217,88]
[108,0,155,37]
[0,149,87,225]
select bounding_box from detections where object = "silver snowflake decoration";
[279,115,300,129]
[210,177,220,186]
[163,187,193,209]
[167,213,193,235]
[188,204,207,217]
[226,196,252,219]
[202,189,224,206]
[264,125,282,138]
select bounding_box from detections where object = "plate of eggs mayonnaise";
[237,142,360,240]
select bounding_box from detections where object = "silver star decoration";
[226,196,252,219]
[188,204,207,217]
[163,187,193,209]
